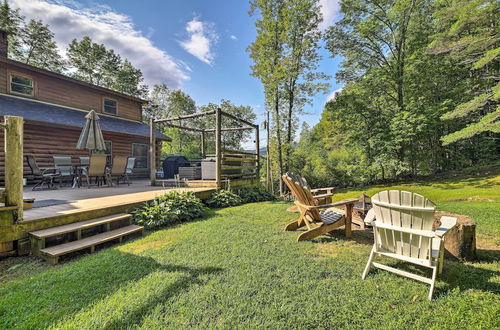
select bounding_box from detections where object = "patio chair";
[53,156,73,186]
[282,173,357,241]
[109,155,129,185]
[285,172,335,211]
[79,156,90,166]
[361,190,457,300]
[84,154,110,188]
[26,154,61,190]
[126,157,135,182]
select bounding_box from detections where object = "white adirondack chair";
[362,190,457,300]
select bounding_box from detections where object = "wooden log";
[434,211,477,261]
[4,116,23,221]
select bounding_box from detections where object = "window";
[132,143,148,169]
[10,74,34,97]
[103,98,117,115]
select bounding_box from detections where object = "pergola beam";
[204,126,255,132]
[154,110,216,123]
[160,122,205,132]
[220,110,258,128]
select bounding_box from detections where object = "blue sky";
[10,0,343,143]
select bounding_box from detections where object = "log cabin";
[0,29,170,182]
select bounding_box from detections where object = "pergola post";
[255,125,260,182]
[149,118,156,186]
[4,116,24,221]
[200,130,205,158]
[215,107,222,188]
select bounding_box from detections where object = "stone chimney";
[0,29,8,58]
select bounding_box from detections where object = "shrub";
[133,191,206,229]
[205,189,242,208]
[235,187,276,203]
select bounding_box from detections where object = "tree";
[66,36,121,87]
[248,0,287,194]
[111,59,148,98]
[427,0,499,145]
[12,19,65,72]
[281,0,329,171]
[0,0,23,55]
[143,84,172,120]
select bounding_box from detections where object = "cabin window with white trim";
[132,143,148,169]
[10,74,34,97]
[103,98,117,115]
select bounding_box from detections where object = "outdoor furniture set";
[26,154,136,190]
[283,172,457,300]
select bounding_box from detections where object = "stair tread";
[30,213,132,239]
[40,225,143,256]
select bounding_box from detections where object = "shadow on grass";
[306,228,499,297]
[0,249,223,329]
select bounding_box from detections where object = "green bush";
[235,187,276,203]
[205,189,243,208]
[133,191,206,229]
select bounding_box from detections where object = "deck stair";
[29,213,143,264]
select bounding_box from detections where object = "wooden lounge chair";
[109,155,129,185]
[26,154,61,190]
[282,173,357,241]
[84,154,110,188]
[285,172,335,212]
[286,172,335,204]
[361,190,457,300]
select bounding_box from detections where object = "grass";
[0,174,498,329]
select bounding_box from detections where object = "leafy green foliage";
[11,19,65,72]
[295,0,499,187]
[132,191,205,229]
[429,0,499,144]
[205,189,243,208]
[235,187,276,203]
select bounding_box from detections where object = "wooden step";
[40,225,143,264]
[30,213,132,239]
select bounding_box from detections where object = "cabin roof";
[0,57,148,104]
[0,94,170,141]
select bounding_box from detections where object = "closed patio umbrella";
[76,110,106,151]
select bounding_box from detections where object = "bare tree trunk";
[274,90,284,196]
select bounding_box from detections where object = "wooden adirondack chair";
[285,172,335,212]
[362,190,457,300]
[282,173,357,241]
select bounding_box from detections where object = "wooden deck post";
[255,125,260,182]
[4,116,24,221]
[215,108,222,188]
[149,118,156,186]
[200,130,205,158]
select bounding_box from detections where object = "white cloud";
[179,17,218,65]
[326,87,343,103]
[10,0,188,89]
[318,0,341,30]
[230,35,237,40]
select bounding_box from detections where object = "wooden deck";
[0,179,215,253]
[22,179,214,222]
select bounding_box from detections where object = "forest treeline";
[249,0,499,190]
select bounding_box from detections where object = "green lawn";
[0,175,498,329]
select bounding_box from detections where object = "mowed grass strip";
[0,197,498,329]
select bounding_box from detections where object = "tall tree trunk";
[274,89,284,196]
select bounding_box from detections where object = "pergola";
[149,107,260,188]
